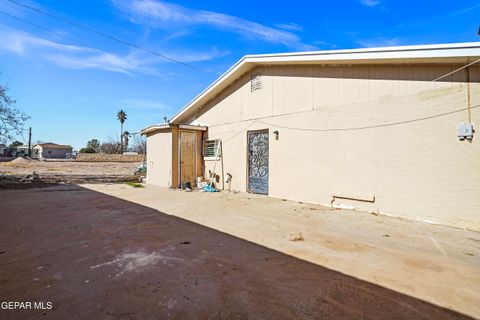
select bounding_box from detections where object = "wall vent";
[251,73,262,92]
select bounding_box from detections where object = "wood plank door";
[180,131,196,186]
[247,129,269,194]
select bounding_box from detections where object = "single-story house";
[13,144,31,157]
[142,42,480,230]
[32,143,73,159]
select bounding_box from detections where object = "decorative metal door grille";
[247,130,269,194]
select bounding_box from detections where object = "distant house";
[32,143,73,159]
[14,145,32,157]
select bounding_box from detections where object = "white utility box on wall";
[457,122,475,141]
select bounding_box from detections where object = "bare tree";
[130,134,146,154]
[0,82,29,143]
[100,136,121,154]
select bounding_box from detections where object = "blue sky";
[0,0,479,149]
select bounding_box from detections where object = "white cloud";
[396,4,480,29]
[45,52,150,75]
[112,0,316,50]
[0,30,86,55]
[2,0,44,18]
[359,0,381,7]
[0,27,226,74]
[274,23,304,32]
[357,37,401,48]
[163,47,228,63]
[119,98,166,110]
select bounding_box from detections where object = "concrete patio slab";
[0,184,478,319]
[83,183,480,318]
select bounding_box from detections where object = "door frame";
[178,130,197,187]
[246,128,269,195]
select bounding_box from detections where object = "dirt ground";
[0,158,140,176]
[0,159,141,188]
[0,184,478,319]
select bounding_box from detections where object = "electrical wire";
[255,104,480,132]
[0,10,102,49]
[433,57,480,82]
[201,56,480,132]
[4,0,479,133]
[222,121,257,143]
[4,0,219,75]
[6,0,480,81]
[213,103,479,145]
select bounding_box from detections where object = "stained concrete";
[85,183,480,318]
[0,184,477,319]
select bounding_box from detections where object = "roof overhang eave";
[170,42,480,124]
[140,124,172,135]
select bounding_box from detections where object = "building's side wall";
[40,147,72,159]
[146,130,172,187]
[188,63,480,230]
[32,146,41,159]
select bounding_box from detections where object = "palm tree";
[123,130,130,151]
[117,110,127,153]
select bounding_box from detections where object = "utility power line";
[4,0,479,135]
[255,104,480,132]
[4,0,219,75]
[213,104,479,142]
[432,57,480,82]
[0,10,97,49]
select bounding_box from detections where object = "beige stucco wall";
[33,146,72,159]
[187,63,480,230]
[146,130,172,187]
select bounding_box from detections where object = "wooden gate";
[247,130,269,194]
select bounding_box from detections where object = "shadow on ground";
[0,185,472,319]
